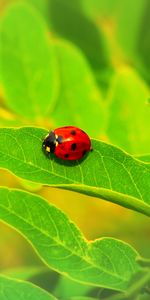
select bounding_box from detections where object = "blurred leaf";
[106,68,150,154]
[102,270,150,300]
[0,3,58,120]
[52,39,105,136]
[53,276,120,300]
[136,155,150,163]
[48,0,111,91]
[23,0,111,80]
[116,0,146,55]
[54,276,92,298]
[3,266,46,280]
[138,295,150,300]
[0,274,57,300]
[26,0,49,21]
[3,266,59,295]
[0,127,150,216]
[137,0,150,85]
[81,0,120,18]
[0,187,140,291]
[48,0,109,69]
[19,179,42,192]
[70,297,95,300]
[136,257,150,268]
[0,107,23,127]
[23,0,113,92]
[115,0,150,86]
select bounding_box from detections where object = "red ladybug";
[42,126,92,160]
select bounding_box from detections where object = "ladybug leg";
[90,146,93,151]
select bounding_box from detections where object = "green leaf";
[2,266,46,280]
[26,0,49,22]
[0,187,139,291]
[112,0,150,86]
[102,270,150,300]
[54,276,92,299]
[0,107,24,127]
[136,257,150,268]
[48,0,110,72]
[135,155,150,164]
[116,0,146,55]
[52,39,105,136]
[137,1,150,85]
[0,127,150,216]
[70,297,96,300]
[0,3,58,120]
[81,0,120,19]
[106,68,150,154]
[0,274,57,300]
[27,0,112,93]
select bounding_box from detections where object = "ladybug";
[42,126,92,161]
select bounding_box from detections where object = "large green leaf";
[27,0,113,92]
[0,187,140,291]
[106,68,150,154]
[116,0,146,56]
[0,3,58,120]
[70,296,95,300]
[137,0,150,85]
[54,275,92,299]
[26,0,49,22]
[3,266,46,280]
[136,154,150,164]
[52,39,105,136]
[111,0,150,86]
[48,0,110,72]
[0,275,57,300]
[81,0,120,18]
[0,127,150,216]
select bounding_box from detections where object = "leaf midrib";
[0,144,147,202]
[0,194,128,284]
[0,148,74,183]
[1,143,150,216]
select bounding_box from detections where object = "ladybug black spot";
[64,153,69,158]
[71,143,77,151]
[82,150,87,156]
[70,129,76,135]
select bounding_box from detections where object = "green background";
[0,0,150,299]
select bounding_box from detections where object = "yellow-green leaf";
[0,275,57,300]
[52,39,105,137]
[0,3,58,120]
[107,68,150,154]
[0,127,150,216]
[0,187,140,291]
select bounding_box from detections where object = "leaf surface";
[0,3,58,120]
[136,154,150,163]
[0,127,150,216]
[107,68,150,154]
[52,40,105,136]
[116,0,146,55]
[2,266,46,280]
[48,0,110,72]
[0,275,57,300]
[0,187,139,291]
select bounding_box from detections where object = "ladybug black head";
[42,131,56,154]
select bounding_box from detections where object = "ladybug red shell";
[42,126,92,161]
